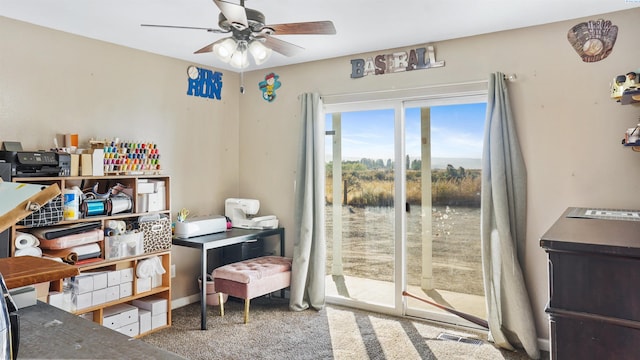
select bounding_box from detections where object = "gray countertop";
[16,301,186,359]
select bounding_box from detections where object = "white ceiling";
[2,0,638,72]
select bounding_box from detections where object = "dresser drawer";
[548,251,640,322]
[550,313,640,360]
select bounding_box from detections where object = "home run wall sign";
[186,65,223,100]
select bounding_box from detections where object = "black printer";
[0,151,70,178]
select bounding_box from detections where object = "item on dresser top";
[36,229,103,250]
[16,196,63,228]
[30,222,101,240]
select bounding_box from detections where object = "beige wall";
[0,16,242,301]
[2,8,640,343]
[238,8,640,343]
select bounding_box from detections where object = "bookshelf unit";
[11,174,172,337]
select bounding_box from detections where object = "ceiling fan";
[141,0,336,69]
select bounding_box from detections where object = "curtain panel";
[481,73,540,359]
[290,92,326,311]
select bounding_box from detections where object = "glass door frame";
[322,86,488,323]
[402,95,487,327]
[323,100,405,317]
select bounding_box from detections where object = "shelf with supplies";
[8,174,172,338]
[621,124,640,152]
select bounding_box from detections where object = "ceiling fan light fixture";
[248,40,273,65]
[213,38,238,62]
[146,1,336,70]
[229,41,249,69]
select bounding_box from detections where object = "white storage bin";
[105,232,144,260]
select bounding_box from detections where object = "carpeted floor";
[141,297,548,360]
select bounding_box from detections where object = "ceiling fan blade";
[213,0,248,29]
[265,21,336,35]
[261,36,304,57]
[141,24,227,34]
[194,38,228,54]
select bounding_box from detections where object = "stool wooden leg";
[219,293,224,317]
[244,299,250,324]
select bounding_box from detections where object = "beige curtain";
[481,72,540,359]
[289,92,326,311]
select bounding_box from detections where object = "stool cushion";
[212,256,292,284]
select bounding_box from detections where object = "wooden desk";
[0,256,78,289]
[17,301,186,359]
[173,227,285,329]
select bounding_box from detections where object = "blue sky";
[325,102,486,161]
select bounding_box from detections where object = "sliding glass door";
[403,101,487,326]
[324,94,487,327]
[325,104,400,312]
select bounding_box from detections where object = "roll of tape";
[110,197,132,215]
[84,200,107,216]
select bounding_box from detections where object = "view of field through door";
[324,98,487,327]
[404,102,486,326]
[324,107,398,311]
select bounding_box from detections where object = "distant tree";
[344,161,367,172]
[406,155,410,170]
[446,164,458,179]
[458,166,466,179]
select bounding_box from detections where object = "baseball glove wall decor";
[567,19,618,63]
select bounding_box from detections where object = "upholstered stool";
[212,255,292,324]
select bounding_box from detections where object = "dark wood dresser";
[540,207,640,360]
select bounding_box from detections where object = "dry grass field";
[326,205,484,297]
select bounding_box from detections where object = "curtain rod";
[320,74,516,102]
[320,79,485,101]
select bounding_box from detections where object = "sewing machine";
[224,198,278,229]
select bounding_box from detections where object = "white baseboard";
[171,293,200,309]
[538,337,550,352]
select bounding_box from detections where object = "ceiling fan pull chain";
[240,70,245,94]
